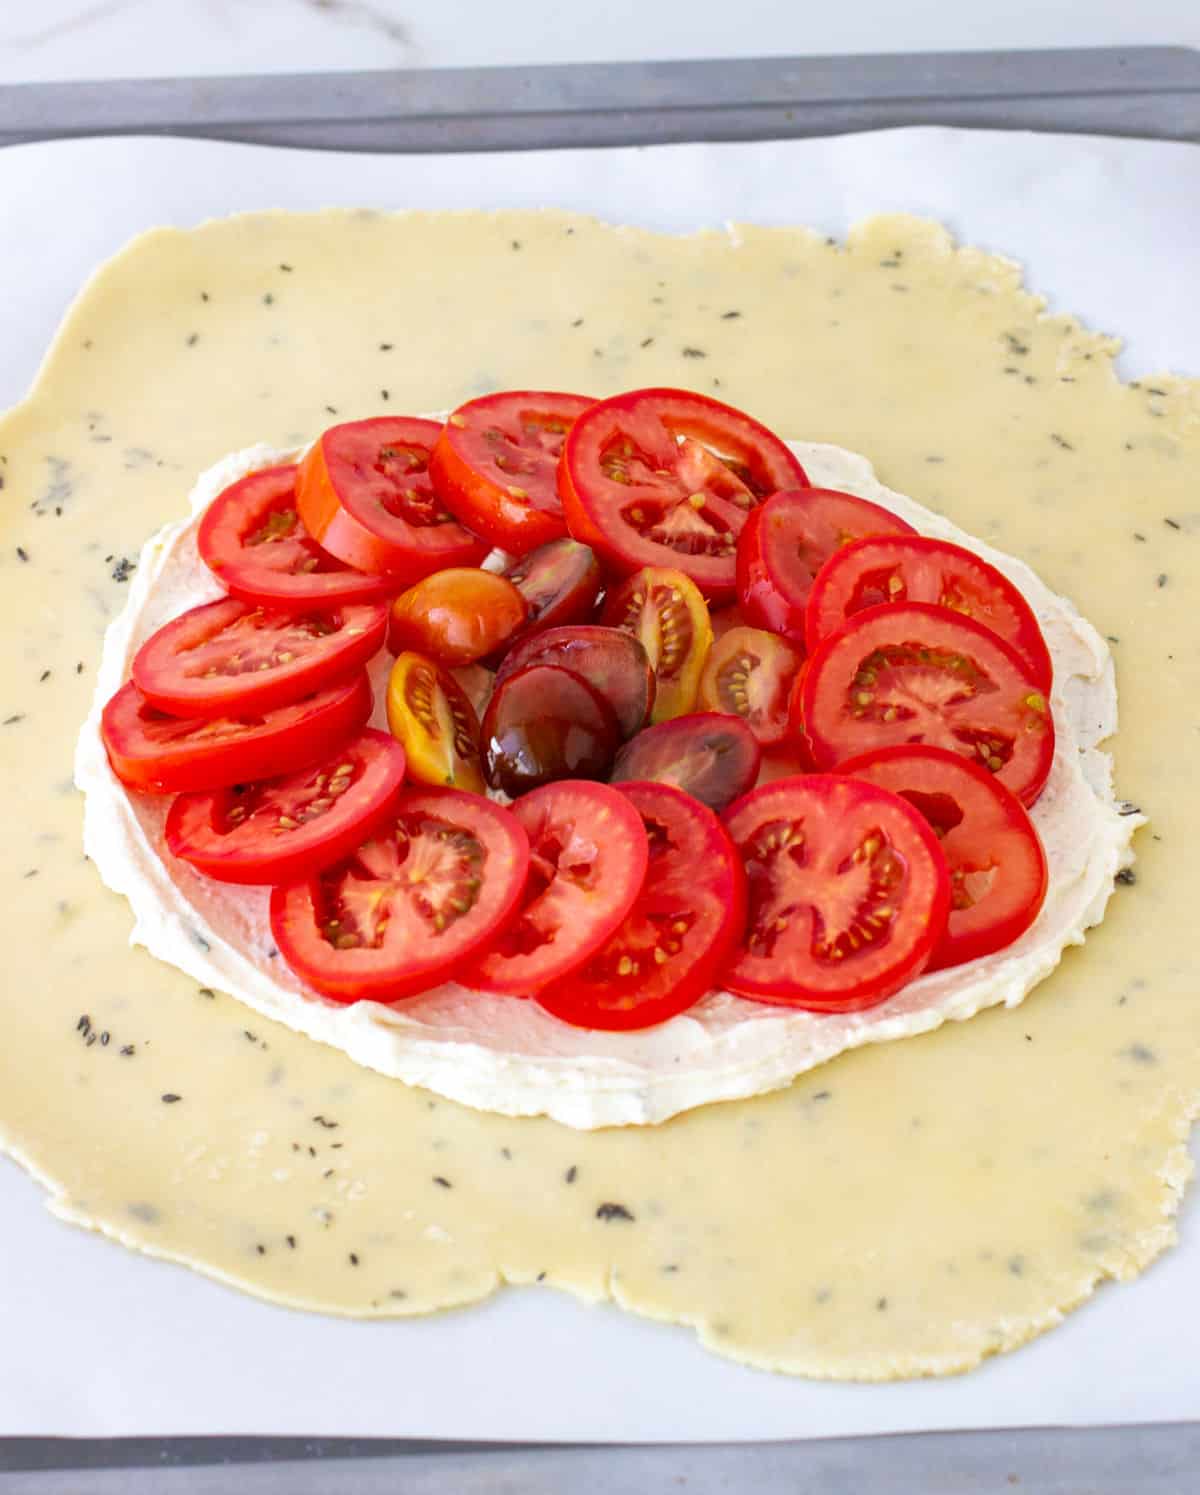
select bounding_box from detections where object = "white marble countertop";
[0,0,1196,85]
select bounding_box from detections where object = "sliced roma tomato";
[502,538,602,645]
[601,566,713,722]
[197,464,394,608]
[805,534,1053,689]
[535,781,746,1030]
[481,664,620,796]
[131,597,386,719]
[560,388,809,601]
[429,391,595,555]
[270,787,530,1003]
[386,651,485,793]
[721,774,950,1011]
[101,671,373,794]
[467,780,649,995]
[610,711,761,813]
[386,568,528,666]
[165,729,407,885]
[696,624,802,747]
[495,625,655,739]
[836,744,1047,971]
[296,417,488,582]
[736,487,916,643]
[799,603,1055,807]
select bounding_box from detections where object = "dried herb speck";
[16,546,29,562]
[161,1093,182,1104]
[349,1252,359,1266]
[312,1114,339,1129]
[720,310,742,320]
[1157,574,1168,588]
[640,336,654,349]
[1164,517,1181,531]
[565,1165,578,1184]
[1116,868,1137,886]
[596,1202,635,1222]
[279,263,293,273]
[263,293,275,306]
[3,714,25,726]
[1122,1042,1157,1065]
[186,333,199,347]
[111,556,135,583]
[433,1175,452,1189]
[1050,433,1074,451]
[255,1244,266,1256]
[681,347,707,359]
[286,1235,296,1249]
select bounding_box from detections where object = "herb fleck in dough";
[0,209,1197,1379]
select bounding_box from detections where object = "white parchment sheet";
[1,127,1198,1441]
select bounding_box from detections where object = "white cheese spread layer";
[74,441,1141,1129]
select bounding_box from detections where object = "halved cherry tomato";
[386,651,485,793]
[165,729,407,885]
[535,781,746,1030]
[197,464,394,608]
[296,417,488,581]
[799,603,1055,807]
[502,539,602,644]
[429,391,595,555]
[270,787,530,1003]
[610,712,761,813]
[836,744,1047,971]
[805,534,1053,689]
[467,780,649,995]
[101,672,373,794]
[386,568,528,665]
[560,388,809,601]
[481,664,620,796]
[495,625,655,740]
[721,774,950,1011]
[602,567,713,722]
[696,625,802,747]
[131,597,386,719]
[737,488,916,643]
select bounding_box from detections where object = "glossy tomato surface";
[696,624,802,747]
[429,391,594,554]
[481,664,620,796]
[722,774,951,1011]
[297,417,488,581]
[610,711,761,813]
[836,744,1048,971]
[503,539,602,645]
[271,787,530,1003]
[386,568,528,666]
[386,651,485,793]
[495,624,655,740]
[560,388,808,600]
[799,602,1055,807]
[602,566,713,722]
[165,729,407,885]
[535,781,746,1030]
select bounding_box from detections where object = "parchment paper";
[1,127,1198,1441]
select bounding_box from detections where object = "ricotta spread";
[74,439,1140,1129]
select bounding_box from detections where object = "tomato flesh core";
[602,566,714,722]
[385,651,484,793]
[697,624,801,747]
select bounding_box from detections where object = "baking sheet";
[1,126,1198,1443]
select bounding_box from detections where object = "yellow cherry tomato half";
[385,650,485,793]
[601,566,713,723]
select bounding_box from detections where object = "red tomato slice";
[270,787,530,1004]
[805,534,1053,690]
[429,391,595,555]
[560,387,809,601]
[835,744,1048,971]
[197,464,394,607]
[467,780,649,995]
[721,774,951,1011]
[165,729,407,885]
[535,781,746,1030]
[296,417,488,581]
[696,624,802,747]
[101,672,373,794]
[799,603,1055,807]
[737,488,916,643]
[131,597,386,718]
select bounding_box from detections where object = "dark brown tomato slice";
[800,602,1055,807]
[481,665,620,797]
[696,625,802,748]
[494,625,655,740]
[386,651,485,793]
[466,780,649,995]
[196,464,394,607]
[836,744,1048,971]
[386,568,528,666]
[164,729,407,885]
[560,387,809,601]
[270,787,530,1003]
[721,774,951,1011]
[101,671,374,794]
[429,391,595,555]
[502,539,602,646]
[601,567,713,722]
[131,597,386,718]
[805,534,1053,690]
[737,488,917,642]
[536,781,746,1030]
[296,417,488,582]
[610,712,761,813]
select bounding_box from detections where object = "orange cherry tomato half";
[386,651,485,793]
[601,566,713,722]
[386,568,528,666]
[296,417,488,582]
[696,624,802,747]
[429,391,595,555]
[560,387,809,601]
